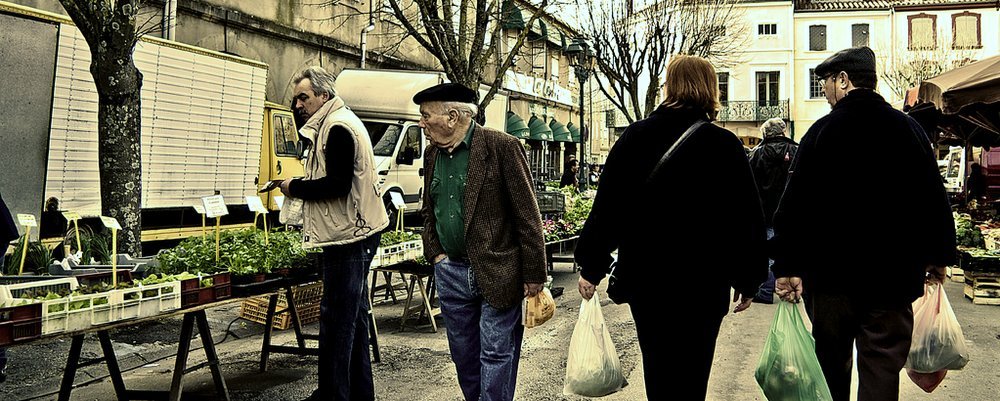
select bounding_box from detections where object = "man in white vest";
[279,66,389,401]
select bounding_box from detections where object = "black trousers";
[630,300,725,400]
[807,293,913,401]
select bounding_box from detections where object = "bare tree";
[382,0,555,112]
[585,0,747,123]
[878,32,977,101]
[58,0,147,255]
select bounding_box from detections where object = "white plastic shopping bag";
[563,293,625,397]
[905,283,969,392]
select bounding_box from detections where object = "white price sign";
[201,195,229,218]
[193,205,206,215]
[274,195,285,209]
[100,216,122,230]
[389,192,406,210]
[16,214,37,227]
[62,211,81,221]
[246,196,268,213]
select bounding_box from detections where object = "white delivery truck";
[336,69,508,222]
[1,3,301,243]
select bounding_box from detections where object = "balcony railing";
[718,100,789,122]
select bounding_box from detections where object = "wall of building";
[792,10,893,136]
[721,1,794,141]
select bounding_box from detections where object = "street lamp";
[565,38,594,190]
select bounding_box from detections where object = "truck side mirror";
[397,147,416,165]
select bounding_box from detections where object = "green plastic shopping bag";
[755,300,833,401]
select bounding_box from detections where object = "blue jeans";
[434,258,524,401]
[755,227,776,303]
[315,234,380,401]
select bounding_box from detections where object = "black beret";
[815,46,876,78]
[412,83,478,105]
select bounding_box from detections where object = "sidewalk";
[2,266,997,400]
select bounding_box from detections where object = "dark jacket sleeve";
[1,192,18,244]
[907,118,957,266]
[421,147,446,260]
[288,127,354,200]
[500,139,547,284]
[771,126,822,279]
[718,135,769,297]
[575,131,629,285]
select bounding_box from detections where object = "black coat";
[575,106,768,314]
[1,191,18,244]
[771,89,956,304]
[749,135,798,226]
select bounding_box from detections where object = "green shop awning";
[501,0,525,30]
[550,119,572,142]
[506,111,530,139]
[527,115,552,141]
[567,122,581,143]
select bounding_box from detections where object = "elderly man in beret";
[415,83,546,401]
[771,47,955,400]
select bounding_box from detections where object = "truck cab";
[337,69,507,220]
[258,102,305,211]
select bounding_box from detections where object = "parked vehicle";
[337,68,508,222]
[1,3,302,244]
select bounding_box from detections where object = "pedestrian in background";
[748,117,798,304]
[575,55,767,400]
[0,190,19,382]
[279,66,389,401]
[561,158,580,190]
[588,164,601,187]
[772,46,956,401]
[416,83,546,401]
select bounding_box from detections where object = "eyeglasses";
[816,75,832,87]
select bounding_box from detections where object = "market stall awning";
[912,55,1000,147]
[506,111,530,139]
[550,119,572,142]
[528,115,552,141]
[501,0,525,30]
[567,122,581,143]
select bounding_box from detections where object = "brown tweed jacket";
[422,124,547,309]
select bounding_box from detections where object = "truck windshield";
[365,122,403,157]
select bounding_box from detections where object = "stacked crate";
[240,281,323,330]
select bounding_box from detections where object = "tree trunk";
[93,58,143,256]
[643,75,661,118]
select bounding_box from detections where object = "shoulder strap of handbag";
[645,120,707,185]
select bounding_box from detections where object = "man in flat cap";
[279,66,389,401]
[416,83,546,401]
[772,47,955,400]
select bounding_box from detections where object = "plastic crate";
[239,281,323,330]
[0,276,79,300]
[536,191,566,214]
[179,272,231,308]
[0,303,42,346]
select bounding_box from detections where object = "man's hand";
[578,277,596,300]
[279,178,293,196]
[732,291,753,313]
[524,283,543,297]
[926,265,947,285]
[433,254,447,264]
[775,277,803,303]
